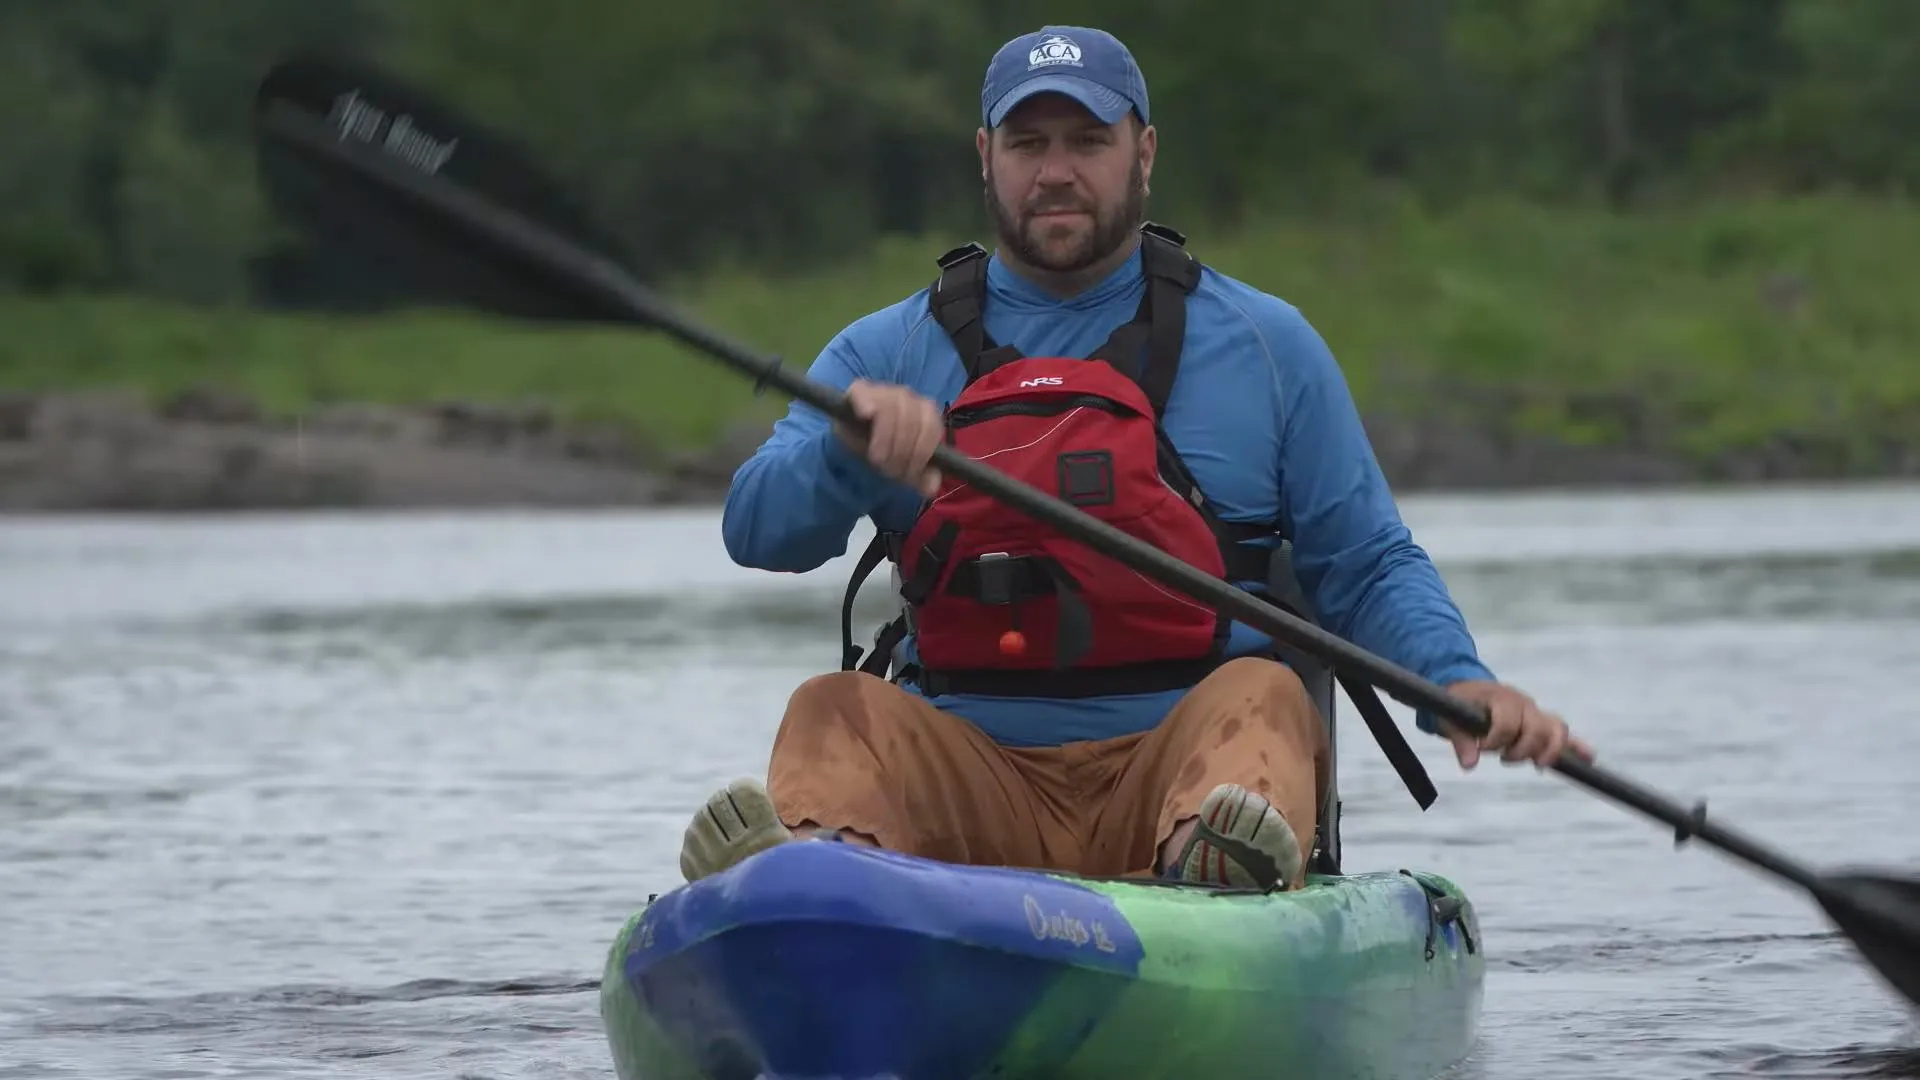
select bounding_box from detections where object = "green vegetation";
[8,192,1917,471]
[4,1,1920,475]
[6,1,1920,297]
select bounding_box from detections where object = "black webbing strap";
[932,224,1200,394]
[1262,538,1437,811]
[929,243,992,380]
[1340,671,1439,810]
[1134,223,1201,417]
[839,532,894,673]
[917,656,1223,699]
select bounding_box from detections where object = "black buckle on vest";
[945,552,1094,669]
[972,552,1019,605]
[949,552,1056,605]
[936,242,987,274]
[901,521,960,606]
[1140,222,1200,289]
[1141,221,1187,246]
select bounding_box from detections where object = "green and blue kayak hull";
[600,840,1483,1079]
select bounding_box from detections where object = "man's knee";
[1211,656,1311,706]
[784,670,875,716]
[776,671,903,747]
[1181,657,1324,743]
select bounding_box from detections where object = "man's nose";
[1033,144,1079,185]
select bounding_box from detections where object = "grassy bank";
[4,192,1919,472]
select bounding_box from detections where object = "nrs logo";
[1018,376,1065,387]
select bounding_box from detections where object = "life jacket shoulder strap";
[1130,222,1201,418]
[928,223,1202,395]
[928,242,1021,382]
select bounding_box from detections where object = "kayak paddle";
[248,52,1920,1008]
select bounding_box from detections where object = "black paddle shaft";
[251,68,1920,1006]
[249,93,1815,887]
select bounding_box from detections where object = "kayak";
[598,838,1484,1080]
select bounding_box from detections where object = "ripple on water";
[3,492,1919,1079]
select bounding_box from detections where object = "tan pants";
[764,657,1328,881]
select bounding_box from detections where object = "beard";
[984,155,1147,275]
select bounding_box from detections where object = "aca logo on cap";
[1027,34,1083,69]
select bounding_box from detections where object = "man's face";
[978,94,1155,275]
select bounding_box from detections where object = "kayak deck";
[601,839,1483,1080]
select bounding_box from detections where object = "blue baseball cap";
[981,26,1150,129]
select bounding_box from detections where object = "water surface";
[3,483,1917,1079]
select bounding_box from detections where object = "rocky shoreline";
[0,388,767,512]
[0,387,1909,512]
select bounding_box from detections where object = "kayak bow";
[600,840,1484,1080]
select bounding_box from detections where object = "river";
[2,483,1917,1079]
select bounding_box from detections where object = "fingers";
[1446,728,1480,771]
[1474,691,1524,770]
[1448,693,1522,771]
[905,403,944,497]
[838,380,943,495]
[1445,681,1595,772]
[1503,701,1557,765]
[835,379,879,455]
[1565,734,1597,764]
[869,391,939,493]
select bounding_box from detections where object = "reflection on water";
[1449,546,1920,629]
[1,483,1918,1080]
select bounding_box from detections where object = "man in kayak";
[682,25,1593,892]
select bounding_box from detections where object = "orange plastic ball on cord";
[998,629,1027,657]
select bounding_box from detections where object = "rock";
[26,390,158,440]
[559,420,646,466]
[161,385,262,425]
[303,402,440,444]
[1362,407,1693,491]
[430,400,558,449]
[657,417,771,503]
[0,390,674,512]
[0,394,37,441]
[1,385,1911,513]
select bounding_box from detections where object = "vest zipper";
[946,394,1129,429]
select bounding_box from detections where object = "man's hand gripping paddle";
[250,52,1920,1009]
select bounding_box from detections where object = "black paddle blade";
[1815,872,1920,1006]
[252,52,637,322]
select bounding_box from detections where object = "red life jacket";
[895,352,1229,692]
[840,224,1270,699]
[835,224,1438,871]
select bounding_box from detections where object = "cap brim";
[987,73,1133,127]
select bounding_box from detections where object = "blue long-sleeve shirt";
[722,242,1494,746]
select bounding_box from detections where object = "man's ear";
[977,127,991,180]
[1138,121,1157,192]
